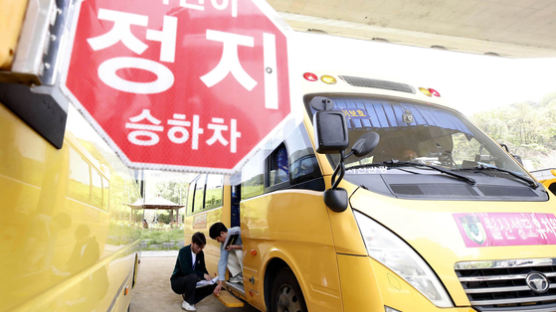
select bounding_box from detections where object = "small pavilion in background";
[128,196,184,227]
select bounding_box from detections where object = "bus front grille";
[455,258,556,311]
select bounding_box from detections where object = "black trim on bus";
[188,175,199,215]
[0,83,67,149]
[264,176,325,194]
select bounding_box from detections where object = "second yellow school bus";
[531,168,556,196]
[1,0,143,310]
[185,72,555,312]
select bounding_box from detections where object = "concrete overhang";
[268,0,556,58]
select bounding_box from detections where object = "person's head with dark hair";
[191,232,206,254]
[209,222,228,243]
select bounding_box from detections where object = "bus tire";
[270,267,307,312]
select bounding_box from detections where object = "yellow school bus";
[184,71,555,312]
[1,1,142,310]
[531,168,556,195]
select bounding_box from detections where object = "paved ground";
[130,251,259,312]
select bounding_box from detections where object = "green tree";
[155,181,188,205]
[157,211,171,224]
[471,94,556,170]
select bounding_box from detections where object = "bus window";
[241,122,322,199]
[68,147,90,203]
[241,150,264,200]
[193,174,207,213]
[286,124,321,184]
[267,144,289,187]
[230,184,241,227]
[452,132,496,167]
[205,174,223,209]
[266,123,323,192]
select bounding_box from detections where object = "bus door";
[231,184,240,227]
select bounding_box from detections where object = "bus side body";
[0,103,142,311]
[2,1,141,310]
[184,119,344,311]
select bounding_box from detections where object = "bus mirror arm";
[325,150,348,212]
[313,104,379,212]
[324,132,380,212]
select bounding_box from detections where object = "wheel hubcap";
[276,284,302,312]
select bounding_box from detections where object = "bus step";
[225,281,245,294]
[215,290,244,308]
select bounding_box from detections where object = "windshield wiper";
[457,165,538,188]
[348,160,476,185]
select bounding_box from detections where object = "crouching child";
[170,232,215,311]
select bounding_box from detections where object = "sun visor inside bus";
[319,97,472,135]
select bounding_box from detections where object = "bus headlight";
[354,210,453,308]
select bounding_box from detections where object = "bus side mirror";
[500,143,523,165]
[324,188,348,212]
[313,110,349,212]
[313,110,349,154]
[350,132,380,157]
[311,96,350,213]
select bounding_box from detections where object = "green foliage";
[155,181,188,205]
[471,94,556,170]
[157,211,171,224]
[140,227,185,250]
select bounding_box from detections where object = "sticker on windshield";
[346,166,388,174]
[453,212,556,247]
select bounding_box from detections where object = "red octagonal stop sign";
[63,0,292,173]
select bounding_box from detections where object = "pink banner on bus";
[453,212,556,247]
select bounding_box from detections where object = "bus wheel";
[270,267,307,312]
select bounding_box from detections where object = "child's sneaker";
[181,300,196,311]
[229,274,243,284]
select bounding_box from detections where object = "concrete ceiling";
[268,0,556,57]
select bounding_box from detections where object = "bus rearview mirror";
[313,111,349,154]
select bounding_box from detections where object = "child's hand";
[213,283,223,296]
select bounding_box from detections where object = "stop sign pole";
[62,0,296,173]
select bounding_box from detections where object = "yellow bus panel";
[0,0,28,69]
[0,101,141,311]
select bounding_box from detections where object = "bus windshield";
[307,95,528,177]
